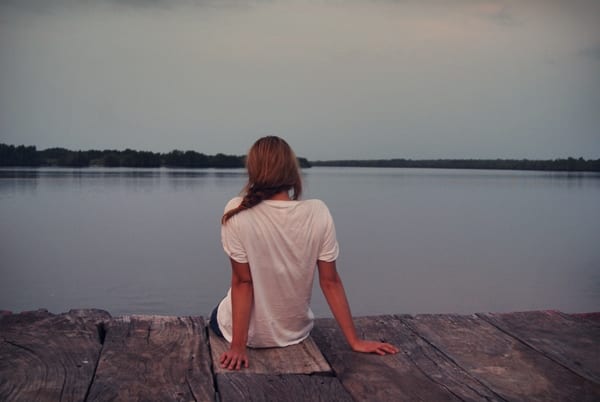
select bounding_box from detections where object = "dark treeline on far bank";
[0,144,311,168]
[1,143,598,172]
[312,158,600,172]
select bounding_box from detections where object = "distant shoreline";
[1,143,599,172]
[311,158,600,172]
[0,143,311,169]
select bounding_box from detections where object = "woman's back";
[218,196,339,347]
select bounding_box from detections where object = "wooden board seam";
[394,314,508,402]
[400,340,485,401]
[204,322,222,402]
[208,325,332,375]
[83,319,108,402]
[476,313,600,386]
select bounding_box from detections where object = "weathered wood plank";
[3,308,598,402]
[311,316,500,401]
[208,328,331,375]
[216,373,353,402]
[0,308,109,402]
[87,315,214,402]
[571,312,600,324]
[478,310,600,384]
[402,313,600,401]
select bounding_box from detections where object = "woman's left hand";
[351,339,399,355]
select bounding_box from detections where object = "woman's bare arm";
[317,260,398,355]
[220,258,253,370]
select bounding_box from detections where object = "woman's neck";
[269,191,291,201]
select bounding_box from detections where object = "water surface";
[1,167,598,317]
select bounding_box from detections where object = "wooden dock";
[1,309,598,401]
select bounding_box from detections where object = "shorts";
[209,304,224,338]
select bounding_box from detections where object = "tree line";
[311,158,600,172]
[0,144,311,168]
[1,143,598,172]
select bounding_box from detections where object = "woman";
[210,136,398,370]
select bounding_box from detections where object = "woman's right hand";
[220,345,249,370]
[350,339,399,355]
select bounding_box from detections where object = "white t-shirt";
[217,196,339,347]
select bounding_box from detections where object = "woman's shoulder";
[302,198,326,206]
[301,198,332,213]
[224,196,243,213]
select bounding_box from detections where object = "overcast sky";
[0,0,598,160]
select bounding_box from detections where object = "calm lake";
[1,167,599,317]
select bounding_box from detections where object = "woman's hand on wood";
[350,339,399,356]
[220,345,249,370]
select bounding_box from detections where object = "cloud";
[488,6,517,26]
[579,43,600,60]
[473,2,519,26]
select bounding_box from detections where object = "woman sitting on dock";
[210,136,398,370]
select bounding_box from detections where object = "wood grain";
[209,328,331,375]
[479,310,600,384]
[0,308,109,402]
[86,315,214,402]
[216,373,353,402]
[2,309,598,401]
[402,313,600,401]
[312,316,501,402]
[572,312,600,323]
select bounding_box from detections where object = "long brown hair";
[221,136,302,224]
